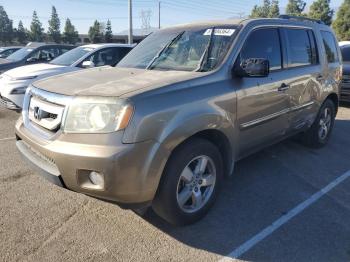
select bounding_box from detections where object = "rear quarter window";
[321,31,339,63]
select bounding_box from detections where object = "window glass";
[240,28,282,70]
[80,47,130,67]
[118,27,237,72]
[321,31,339,63]
[28,47,60,62]
[285,29,313,67]
[341,46,350,62]
[50,47,94,66]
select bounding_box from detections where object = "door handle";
[278,83,290,92]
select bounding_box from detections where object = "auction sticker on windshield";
[204,29,235,36]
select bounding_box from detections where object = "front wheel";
[300,99,336,148]
[152,138,223,226]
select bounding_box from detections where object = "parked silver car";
[15,16,341,225]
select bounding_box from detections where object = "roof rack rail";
[278,15,325,25]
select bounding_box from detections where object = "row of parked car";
[0,42,135,110]
[0,15,348,225]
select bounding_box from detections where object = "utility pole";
[128,0,133,44]
[158,1,161,29]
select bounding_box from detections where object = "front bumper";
[15,118,170,206]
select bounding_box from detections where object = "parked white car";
[339,41,350,47]
[0,43,134,110]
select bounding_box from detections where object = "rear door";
[235,27,290,156]
[281,27,322,132]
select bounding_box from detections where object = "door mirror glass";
[82,60,95,68]
[234,58,270,77]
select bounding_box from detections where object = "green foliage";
[308,0,333,25]
[332,0,350,40]
[48,6,61,43]
[88,20,103,43]
[286,0,306,16]
[0,5,14,44]
[62,18,79,44]
[250,0,280,18]
[30,11,44,42]
[16,21,28,44]
[105,19,113,43]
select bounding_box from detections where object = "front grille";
[28,96,65,132]
[23,87,73,140]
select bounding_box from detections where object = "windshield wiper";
[196,27,215,72]
[146,31,185,70]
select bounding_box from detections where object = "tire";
[300,99,336,148]
[152,138,223,226]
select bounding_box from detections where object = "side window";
[285,28,315,68]
[240,28,282,71]
[321,31,339,63]
[28,47,59,62]
[116,47,132,62]
[80,48,121,67]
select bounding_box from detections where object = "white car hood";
[4,63,79,79]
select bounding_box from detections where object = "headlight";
[10,86,28,95]
[63,97,133,133]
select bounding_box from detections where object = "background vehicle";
[0,42,74,74]
[0,46,22,58]
[340,44,350,102]
[15,17,341,226]
[0,43,134,110]
[339,41,350,47]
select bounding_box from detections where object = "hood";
[33,66,203,98]
[343,62,350,76]
[4,63,70,79]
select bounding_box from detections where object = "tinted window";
[285,29,314,67]
[341,46,350,62]
[321,31,339,63]
[240,28,282,70]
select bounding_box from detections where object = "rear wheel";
[300,99,336,148]
[152,138,223,226]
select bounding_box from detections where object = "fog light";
[89,171,104,188]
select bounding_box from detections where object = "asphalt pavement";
[1,105,350,262]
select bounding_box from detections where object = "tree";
[0,5,14,44]
[16,21,28,44]
[88,20,103,43]
[286,0,306,16]
[250,0,280,18]
[30,11,44,42]
[48,6,61,43]
[104,19,113,42]
[269,0,280,17]
[62,18,79,44]
[308,0,333,25]
[332,0,350,40]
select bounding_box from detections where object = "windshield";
[118,27,237,72]
[50,46,94,66]
[6,47,34,61]
[341,46,350,62]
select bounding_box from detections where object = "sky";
[0,0,344,34]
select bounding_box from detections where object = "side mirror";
[82,60,95,68]
[26,57,37,63]
[234,58,270,78]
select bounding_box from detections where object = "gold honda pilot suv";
[15,16,342,225]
